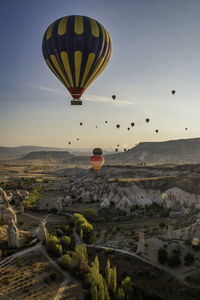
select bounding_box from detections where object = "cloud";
[27,86,135,106]
[82,94,135,106]
[27,84,65,95]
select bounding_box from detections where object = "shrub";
[168,254,181,267]
[184,252,195,265]
[158,248,168,264]
[61,236,71,249]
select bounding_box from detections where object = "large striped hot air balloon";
[90,148,104,171]
[42,15,112,105]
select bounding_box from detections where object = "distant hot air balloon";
[80,122,83,126]
[96,126,98,128]
[93,148,103,155]
[185,128,188,130]
[171,90,176,95]
[117,144,120,147]
[77,138,79,141]
[105,121,108,124]
[131,123,135,127]
[116,124,120,129]
[127,127,130,131]
[155,129,159,133]
[90,148,104,171]
[115,148,118,152]
[68,142,71,144]
[112,95,116,100]
[42,15,112,105]
[145,118,150,123]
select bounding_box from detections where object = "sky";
[0,0,200,150]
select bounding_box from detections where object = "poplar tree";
[116,288,125,300]
[110,266,117,294]
[105,259,111,287]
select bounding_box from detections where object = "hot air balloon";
[96,126,98,128]
[131,122,135,127]
[185,128,188,130]
[145,118,150,123]
[80,122,83,126]
[77,138,79,141]
[116,124,120,129]
[127,127,130,131]
[90,148,104,171]
[93,148,103,155]
[117,144,120,147]
[42,15,112,105]
[112,95,116,100]
[115,148,118,152]
[105,121,108,124]
[68,142,71,144]
[171,90,176,95]
[155,129,159,133]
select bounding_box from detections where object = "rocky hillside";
[0,146,67,160]
[106,138,200,164]
[21,151,73,160]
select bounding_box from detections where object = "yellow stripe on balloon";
[58,16,68,35]
[46,22,54,40]
[74,51,82,86]
[80,53,95,87]
[60,51,74,87]
[45,59,67,88]
[86,44,112,89]
[84,57,105,89]
[101,24,109,43]
[74,16,84,34]
[89,18,99,37]
[50,55,70,88]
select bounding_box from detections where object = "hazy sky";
[1,0,200,150]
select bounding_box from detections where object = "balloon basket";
[71,100,82,105]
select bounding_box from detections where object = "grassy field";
[0,250,63,300]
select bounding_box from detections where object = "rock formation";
[2,203,17,225]
[167,224,174,239]
[136,232,145,254]
[7,220,20,248]
[55,196,63,213]
[37,221,48,241]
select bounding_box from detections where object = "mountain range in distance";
[0,138,200,165]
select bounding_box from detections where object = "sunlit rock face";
[161,187,199,213]
[2,205,17,225]
[62,175,200,215]
[0,187,9,204]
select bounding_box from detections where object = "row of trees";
[73,213,94,243]
[61,244,135,300]
[23,186,41,208]
[45,224,75,257]
[158,247,195,267]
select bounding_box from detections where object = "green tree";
[110,266,117,294]
[91,285,98,300]
[168,254,181,267]
[98,280,104,300]
[104,280,110,300]
[158,248,168,264]
[61,253,73,270]
[105,259,111,287]
[121,277,133,300]
[116,288,125,300]
[61,236,71,249]
[184,252,195,265]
